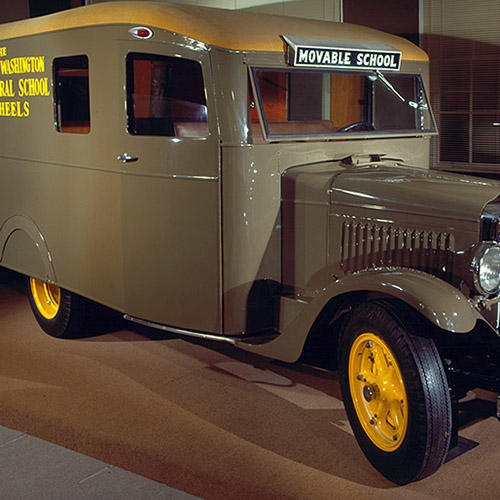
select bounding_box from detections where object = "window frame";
[53,54,91,134]
[249,65,437,143]
[125,51,209,139]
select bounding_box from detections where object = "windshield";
[251,68,436,140]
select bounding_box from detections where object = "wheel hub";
[363,383,378,402]
[348,332,408,452]
[29,278,61,320]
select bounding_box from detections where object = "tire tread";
[339,300,452,484]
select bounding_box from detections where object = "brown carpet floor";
[0,269,499,499]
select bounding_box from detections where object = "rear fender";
[0,215,55,282]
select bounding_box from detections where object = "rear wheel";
[27,277,87,338]
[339,301,452,484]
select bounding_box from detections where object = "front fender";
[237,268,481,362]
[334,268,479,332]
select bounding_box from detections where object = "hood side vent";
[340,220,455,281]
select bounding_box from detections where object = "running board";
[124,314,279,346]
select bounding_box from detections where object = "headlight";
[472,244,500,296]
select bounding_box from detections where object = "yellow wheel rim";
[348,332,408,452]
[30,278,61,320]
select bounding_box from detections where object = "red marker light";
[128,27,153,40]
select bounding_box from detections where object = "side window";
[126,53,208,138]
[53,55,90,134]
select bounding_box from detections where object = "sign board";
[283,36,402,71]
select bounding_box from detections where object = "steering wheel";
[337,121,375,133]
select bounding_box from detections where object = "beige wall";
[0,0,342,24]
[89,0,341,21]
[344,0,418,43]
[0,1,30,22]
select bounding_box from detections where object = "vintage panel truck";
[1,1,499,484]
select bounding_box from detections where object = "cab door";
[117,40,222,334]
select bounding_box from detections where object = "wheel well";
[299,291,369,369]
[301,289,500,398]
[0,215,55,282]
[299,291,445,370]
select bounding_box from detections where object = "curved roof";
[0,1,428,61]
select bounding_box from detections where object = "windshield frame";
[248,65,438,143]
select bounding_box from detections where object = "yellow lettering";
[0,47,6,57]
[18,77,50,97]
[0,55,45,75]
[0,100,30,118]
[41,77,49,96]
[0,79,15,97]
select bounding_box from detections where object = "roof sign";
[283,35,402,71]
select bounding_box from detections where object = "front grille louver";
[340,220,455,281]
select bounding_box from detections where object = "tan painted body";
[1,2,500,362]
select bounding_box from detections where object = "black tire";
[27,277,88,338]
[338,300,452,484]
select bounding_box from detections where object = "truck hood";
[284,161,500,223]
[331,164,500,222]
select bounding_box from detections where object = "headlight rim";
[471,243,500,297]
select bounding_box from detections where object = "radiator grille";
[340,220,456,280]
[481,201,500,242]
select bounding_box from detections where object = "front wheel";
[27,277,87,338]
[338,301,452,484]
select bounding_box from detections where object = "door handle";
[117,153,138,163]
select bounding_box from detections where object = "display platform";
[0,269,498,499]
